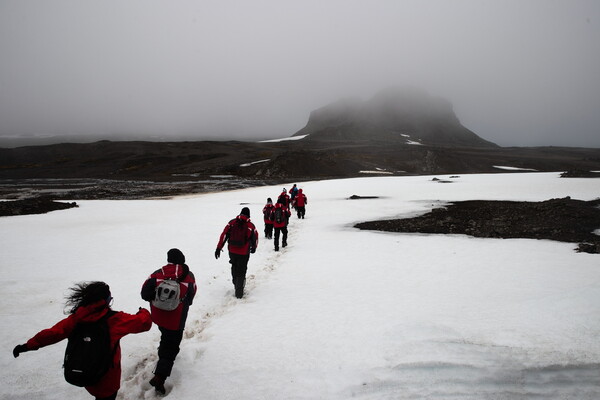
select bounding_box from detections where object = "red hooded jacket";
[141,263,197,331]
[216,214,259,256]
[263,203,275,224]
[25,301,152,398]
[293,189,307,207]
[272,203,291,228]
[277,192,291,208]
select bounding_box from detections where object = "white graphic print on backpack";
[63,312,115,387]
[153,279,181,311]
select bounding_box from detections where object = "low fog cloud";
[1,0,599,147]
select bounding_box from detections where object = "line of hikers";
[12,186,308,399]
[261,186,308,248]
[215,186,308,298]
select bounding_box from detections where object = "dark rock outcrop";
[355,197,600,254]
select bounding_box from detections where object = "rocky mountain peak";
[294,87,498,148]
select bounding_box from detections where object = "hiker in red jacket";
[262,197,275,239]
[13,281,152,400]
[215,207,259,298]
[272,201,291,251]
[141,248,196,395]
[277,188,291,209]
[292,188,308,219]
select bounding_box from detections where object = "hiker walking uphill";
[215,207,258,298]
[272,201,291,251]
[290,184,299,203]
[141,248,197,395]
[262,198,275,239]
[13,281,152,400]
[277,188,291,209]
[292,188,308,219]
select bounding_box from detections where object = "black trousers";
[229,252,250,298]
[156,327,184,378]
[296,206,306,218]
[274,226,288,249]
[264,223,273,239]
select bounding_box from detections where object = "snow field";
[1,172,600,399]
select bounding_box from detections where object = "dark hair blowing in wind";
[64,281,111,314]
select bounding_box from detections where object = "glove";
[215,249,221,259]
[13,344,28,358]
[250,248,256,254]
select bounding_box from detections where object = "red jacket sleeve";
[250,223,259,251]
[26,315,77,350]
[109,308,152,340]
[216,222,231,250]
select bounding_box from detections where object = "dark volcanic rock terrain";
[1,139,599,201]
[0,87,599,202]
[355,197,600,254]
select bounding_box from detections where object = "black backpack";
[228,219,248,247]
[63,310,117,387]
[274,207,284,223]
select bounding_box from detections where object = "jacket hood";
[237,214,250,223]
[73,300,110,323]
[161,263,190,280]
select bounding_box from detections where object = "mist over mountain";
[294,87,498,148]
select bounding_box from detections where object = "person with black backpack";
[292,188,308,219]
[277,188,291,209]
[12,281,152,400]
[140,248,196,395]
[272,201,291,251]
[215,207,258,299]
[262,197,275,239]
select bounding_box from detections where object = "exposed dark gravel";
[0,197,78,216]
[355,197,600,254]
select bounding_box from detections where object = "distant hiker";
[293,188,308,219]
[215,207,259,298]
[277,188,291,209]
[290,184,299,202]
[141,248,197,395]
[13,281,152,400]
[272,201,291,251]
[262,198,275,239]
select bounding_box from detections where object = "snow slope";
[1,172,600,399]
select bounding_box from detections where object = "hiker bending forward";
[13,281,151,400]
[215,207,258,298]
[141,248,196,395]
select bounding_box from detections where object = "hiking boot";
[282,241,287,248]
[150,374,166,395]
[235,278,245,299]
[274,246,279,251]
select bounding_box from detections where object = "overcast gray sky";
[1,0,599,147]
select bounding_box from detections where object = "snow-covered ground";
[1,172,600,400]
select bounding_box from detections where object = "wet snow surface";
[1,172,600,399]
